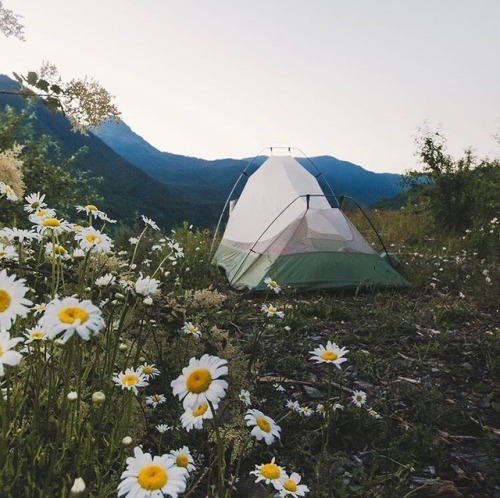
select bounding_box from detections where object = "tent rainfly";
[213,154,409,291]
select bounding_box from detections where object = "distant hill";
[95,120,404,208]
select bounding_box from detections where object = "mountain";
[0,74,199,228]
[95,120,404,209]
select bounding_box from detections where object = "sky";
[1,0,499,174]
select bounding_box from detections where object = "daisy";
[140,363,160,379]
[245,409,281,445]
[181,322,201,338]
[171,354,228,409]
[261,304,285,319]
[134,274,160,297]
[39,297,105,343]
[24,192,46,213]
[298,406,314,417]
[23,326,48,344]
[239,389,251,406]
[141,215,160,231]
[113,367,149,395]
[250,458,287,489]
[352,390,367,407]
[264,276,281,294]
[0,328,24,376]
[145,394,167,409]
[45,242,70,260]
[76,204,102,218]
[169,446,195,474]
[309,340,349,369]
[156,424,171,433]
[118,446,187,498]
[277,472,310,497]
[316,404,326,418]
[0,182,18,201]
[167,241,184,258]
[180,401,216,432]
[0,227,39,243]
[33,217,71,236]
[0,243,17,262]
[28,208,56,224]
[0,270,32,330]
[75,227,113,253]
[95,273,116,287]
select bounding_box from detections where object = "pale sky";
[2,0,499,173]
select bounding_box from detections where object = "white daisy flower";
[0,228,40,243]
[33,216,71,236]
[75,227,113,253]
[95,273,116,287]
[76,204,102,218]
[239,389,251,406]
[286,400,300,412]
[250,458,287,489]
[118,446,187,498]
[0,328,24,376]
[0,243,17,262]
[113,367,149,395]
[0,182,18,201]
[277,472,310,497]
[298,406,314,417]
[70,477,86,494]
[316,404,326,418]
[134,274,160,297]
[145,394,167,409]
[273,383,286,392]
[99,212,117,224]
[352,390,367,407]
[261,304,285,319]
[180,401,216,432]
[140,363,160,379]
[264,276,281,294]
[23,326,48,344]
[24,192,46,213]
[0,270,32,330]
[141,215,160,231]
[332,403,344,411]
[309,340,349,369]
[182,322,201,338]
[156,424,171,434]
[168,241,184,258]
[28,208,56,224]
[128,237,139,245]
[245,409,281,445]
[171,354,228,409]
[169,446,195,474]
[39,297,105,343]
[45,242,70,260]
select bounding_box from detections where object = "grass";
[0,201,498,497]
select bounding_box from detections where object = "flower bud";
[67,391,78,401]
[122,436,133,446]
[70,477,86,496]
[91,391,106,406]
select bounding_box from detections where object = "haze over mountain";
[1,74,404,229]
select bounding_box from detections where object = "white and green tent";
[213,154,408,291]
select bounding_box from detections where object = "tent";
[213,154,409,290]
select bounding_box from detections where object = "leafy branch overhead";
[9,64,121,133]
[0,0,25,41]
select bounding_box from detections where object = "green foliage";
[401,130,500,238]
[0,105,101,224]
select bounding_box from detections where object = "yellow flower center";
[193,403,209,417]
[356,395,363,402]
[0,252,6,258]
[188,325,197,333]
[58,306,89,325]
[269,306,277,314]
[142,366,153,375]
[176,454,189,468]
[36,209,48,216]
[85,234,102,244]
[0,346,3,357]
[122,374,139,386]
[54,245,66,255]
[0,290,11,312]
[186,368,212,393]
[31,331,45,340]
[261,463,280,480]
[270,280,278,288]
[43,218,61,227]
[137,464,168,491]
[321,351,338,361]
[284,479,298,492]
[85,204,98,211]
[256,417,271,433]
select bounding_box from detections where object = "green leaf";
[50,84,62,95]
[36,79,49,92]
[43,96,62,112]
[27,71,38,86]
[12,72,22,83]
